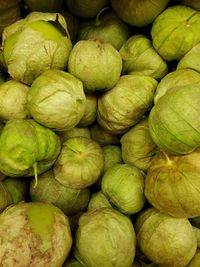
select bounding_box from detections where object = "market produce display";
[0,1,200,266]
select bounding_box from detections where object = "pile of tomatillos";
[1,0,200,266]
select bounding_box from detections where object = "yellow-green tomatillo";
[0,202,72,266]
[2,12,72,85]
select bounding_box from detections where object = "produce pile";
[1,0,200,266]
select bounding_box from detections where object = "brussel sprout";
[30,170,90,216]
[2,12,72,85]
[27,70,86,131]
[135,208,197,267]
[121,118,157,171]
[120,35,168,79]
[151,5,200,61]
[98,74,157,134]
[53,137,104,189]
[0,182,12,213]
[0,79,30,122]
[74,208,136,267]
[145,148,200,218]
[0,202,72,266]
[68,39,122,93]
[149,84,200,154]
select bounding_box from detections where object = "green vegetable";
[151,5,200,61]
[0,79,30,122]
[30,170,90,216]
[68,39,122,93]
[145,148,200,218]
[59,127,91,143]
[87,191,112,210]
[24,0,63,12]
[149,84,200,154]
[78,94,97,127]
[135,208,197,267]
[27,70,86,131]
[177,43,200,73]
[154,69,200,103]
[102,145,122,173]
[121,118,157,171]
[78,9,131,50]
[98,74,157,134]
[53,137,104,189]
[74,208,136,267]
[102,163,145,215]
[2,12,72,85]
[0,202,72,266]
[111,0,169,26]
[120,35,168,79]
[65,0,108,18]
[90,123,120,146]
[0,119,61,185]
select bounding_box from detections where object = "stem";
[162,151,172,165]
[95,6,110,26]
[33,162,38,188]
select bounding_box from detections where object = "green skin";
[119,34,168,79]
[68,39,122,93]
[2,12,72,85]
[74,208,136,267]
[59,127,91,143]
[24,0,63,12]
[87,191,112,210]
[63,259,84,267]
[97,74,157,134]
[77,94,97,127]
[120,118,157,172]
[135,208,197,267]
[149,85,200,154]
[3,20,64,64]
[111,0,169,27]
[102,163,145,215]
[179,0,200,10]
[0,119,61,184]
[27,69,86,131]
[90,124,120,146]
[145,148,200,218]
[65,0,108,18]
[151,5,200,61]
[102,145,122,173]
[187,250,200,267]
[0,79,30,122]
[30,170,90,216]
[154,69,200,104]
[53,137,104,189]
[78,10,131,50]
[0,202,72,266]
[177,43,200,73]
[3,177,27,204]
